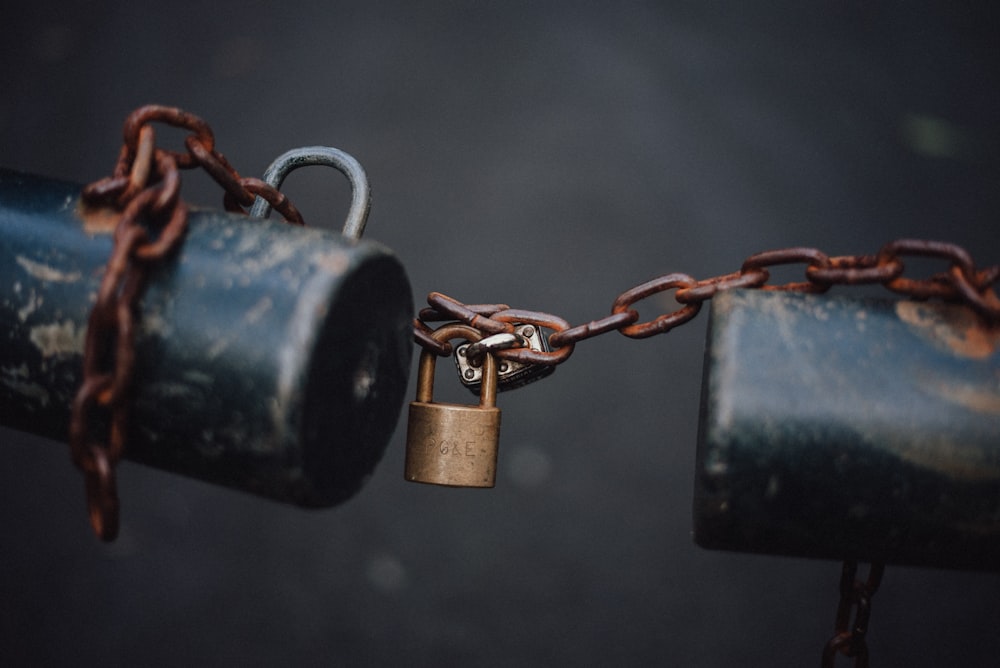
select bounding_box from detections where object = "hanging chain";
[71,104,304,540]
[822,561,885,668]
[414,240,1000,359]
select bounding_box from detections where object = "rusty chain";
[414,239,1000,361]
[822,561,885,668]
[72,105,304,540]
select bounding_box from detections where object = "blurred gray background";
[2,2,999,666]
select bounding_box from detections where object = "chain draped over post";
[414,240,1000,362]
[72,105,304,541]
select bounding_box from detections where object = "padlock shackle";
[248,146,371,241]
[417,324,497,407]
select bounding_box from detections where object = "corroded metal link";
[880,238,976,276]
[822,562,884,668]
[980,265,1000,287]
[122,124,156,202]
[675,267,769,303]
[876,239,1000,320]
[413,318,454,356]
[489,309,574,364]
[82,175,131,203]
[69,376,112,466]
[806,254,904,285]
[426,292,514,334]
[185,135,255,209]
[950,265,1000,320]
[612,273,702,339]
[822,633,869,668]
[549,311,638,348]
[885,273,956,300]
[741,246,831,292]
[82,446,120,541]
[419,303,510,323]
[226,178,305,225]
[122,104,215,169]
[246,179,305,225]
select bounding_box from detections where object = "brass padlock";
[405,324,501,487]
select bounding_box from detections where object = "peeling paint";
[244,296,273,324]
[2,363,50,406]
[140,308,171,338]
[884,433,1000,481]
[29,320,85,357]
[206,336,231,360]
[182,370,214,386]
[146,381,202,400]
[2,363,30,379]
[1,378,50,407]
[17,289,42,322]
[16,256,81,283]
[240,240,299,274]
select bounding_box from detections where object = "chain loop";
[548,311,638,348]
[121,104,215,170]
[489,309,574,364]
[611,273,702,339]
[806,254,904,286]
[741,246,831,292]
[675,267,769,303]
[425,293,515,335]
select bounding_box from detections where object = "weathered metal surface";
[0,168,413,506]
[694,289,1000,570]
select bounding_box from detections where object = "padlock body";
[405,401,501,487]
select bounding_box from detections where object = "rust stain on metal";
[896,301,999,359]
[313,249,351,275]
[931,381,1000,416]
[77,200,120,235]
[15,255,82,283]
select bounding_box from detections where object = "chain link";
[822,561,885,668]
[72,105,304,540]
[414,240,1000,362]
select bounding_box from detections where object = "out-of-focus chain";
[72,105,304,541]
[822,561,885,668]
[414,240,1000,360]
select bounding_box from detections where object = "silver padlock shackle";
[249,146,372,240]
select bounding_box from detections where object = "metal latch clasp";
[454,325,556,393]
